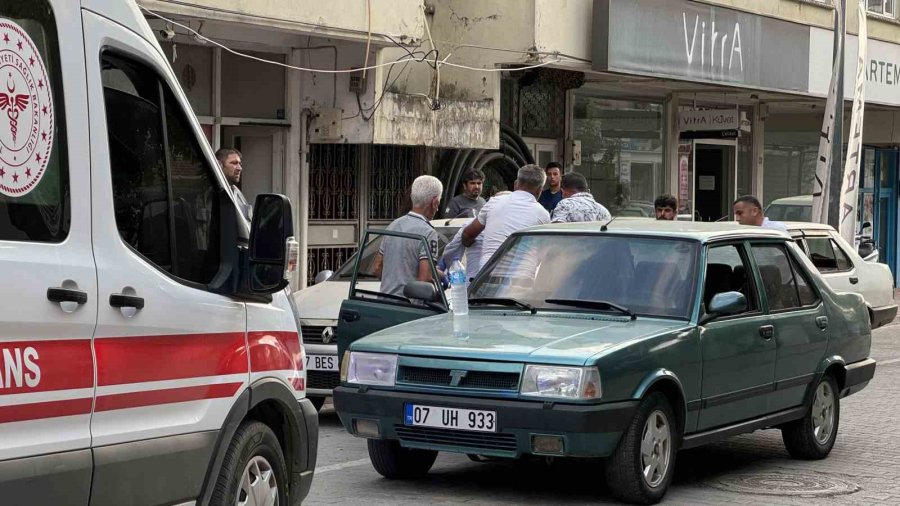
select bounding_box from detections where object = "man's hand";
[462,219,485,247]
[373,252,384,280]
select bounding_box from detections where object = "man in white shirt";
[441,191,511,281]
[733,195,788,232]
[462,165,550,270]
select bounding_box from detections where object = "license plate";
[305,354,338,371]
[404,404,497,433]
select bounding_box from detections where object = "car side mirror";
[707,291,747,318]
[403,281,442,302]
[248,194,298,293]
[314,269,334,285]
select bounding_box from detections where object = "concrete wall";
[140,0,426,43]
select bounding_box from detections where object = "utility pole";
[828,0,847,229]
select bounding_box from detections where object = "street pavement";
[306,318,900,505]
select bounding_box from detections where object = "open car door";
[337,229,449,361]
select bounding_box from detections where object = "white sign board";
[809,26,900,107]
[679,109,740,131]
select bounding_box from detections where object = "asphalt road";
[306,319,900,505]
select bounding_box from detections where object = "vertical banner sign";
[812,1,844,224]
[839,2,867,244]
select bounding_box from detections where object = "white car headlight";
[346,352,398,386]
[520,365,601,400]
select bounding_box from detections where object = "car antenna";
[600,215,618,232]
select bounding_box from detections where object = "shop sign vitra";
[593,0,811,93]
[679,109,739,132]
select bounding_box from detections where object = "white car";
[786,222,897,328]
[294,218,469,410]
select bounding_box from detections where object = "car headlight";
[345,352,398,386]
[520,365,601,400]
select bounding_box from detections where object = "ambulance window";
[0,1,71,242]
[102,53,220,285]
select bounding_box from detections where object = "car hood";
[351,311,688,366]
[291,279,378,321]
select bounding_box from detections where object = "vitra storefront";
[588,0,900,280]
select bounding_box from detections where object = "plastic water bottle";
[449,259,469,316]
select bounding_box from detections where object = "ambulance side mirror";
[248,194,296,293]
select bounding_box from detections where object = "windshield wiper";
[469,297,537,315]
[545,299,636,320]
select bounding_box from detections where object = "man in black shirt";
[445,169,486,218]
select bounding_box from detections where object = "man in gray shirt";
[445,169,486,219]
[374,175,444,296]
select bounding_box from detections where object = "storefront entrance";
[693,141,737,222]
[862,147,898,282]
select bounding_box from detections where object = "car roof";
[767,195,812,206]
[430,217,472,228]
[520,217,790,242]
[783,221,836,233]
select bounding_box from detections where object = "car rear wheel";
[367,439,438,479]
[604,392,678,505]
[782,375,840,459]
[211,421,288,506]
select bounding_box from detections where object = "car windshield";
[766,204,811,222]
[333,226,459,279]
[469,233,700,319]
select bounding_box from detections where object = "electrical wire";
[140,6,422,74]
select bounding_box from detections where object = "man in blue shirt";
[538,162,563,213]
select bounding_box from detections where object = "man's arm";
[462,218,485,246]
[372,252,384,279]
[416,258,433,282]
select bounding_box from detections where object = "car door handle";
[340,309,360,323]
[759,325,775,340]
[47,287,88,305]
[109,293,145,309]
[816,316,829,330]
[849,276,859,285]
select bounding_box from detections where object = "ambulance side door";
[82,9,248,506]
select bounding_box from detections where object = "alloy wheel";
[640,409,672,488]
[811,381,835,445]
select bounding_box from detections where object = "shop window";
[0,1,70,242]
[762,114,820,206]
[573,93,663,216]
[221,50,285,119]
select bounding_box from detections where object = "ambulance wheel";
[211,421,288,506]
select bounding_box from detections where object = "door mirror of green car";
[707,291,748,320]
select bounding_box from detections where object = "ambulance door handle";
[109,293,145,310]
[47,287,88,305]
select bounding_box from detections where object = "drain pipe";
[298,108,312,290]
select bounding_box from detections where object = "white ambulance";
[0,1,317,505]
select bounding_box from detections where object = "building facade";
[138,0,900,286]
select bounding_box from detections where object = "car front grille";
[301,325,336,345]
[307,370,340,390]
[394,425,517,452]
[397,366,520,390]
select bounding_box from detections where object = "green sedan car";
[333,219,876,504]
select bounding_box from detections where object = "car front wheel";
[367,439,438,479]
[782,374,840,459]
[604,392,678,505]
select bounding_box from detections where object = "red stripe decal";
[96,333,248,385]
[0,340,93,395]
[95,382,242,412]
[248,331,303,373]
[0,398,93,423]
